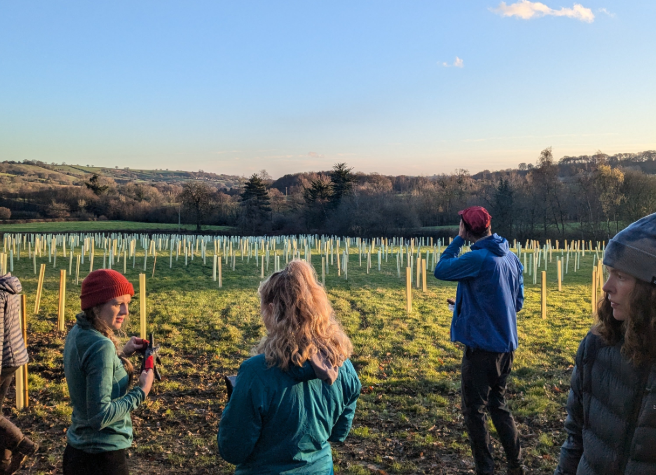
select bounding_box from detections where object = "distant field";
[0,221,233,233]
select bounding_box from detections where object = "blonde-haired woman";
[218,260,361,475]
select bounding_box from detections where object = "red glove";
[144,355,154,371]
[134,338,149,354]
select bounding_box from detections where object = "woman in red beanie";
[63,269,155,475]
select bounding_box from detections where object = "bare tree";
[179,181,213,231]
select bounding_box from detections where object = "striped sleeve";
[2,294,29,367]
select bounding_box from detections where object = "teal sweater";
[218,354,361,475]
[64,313,145,453]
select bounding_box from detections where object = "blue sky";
[1,1,654,177]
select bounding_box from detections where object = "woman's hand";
[139,356,155,397]
[123,336,148,356]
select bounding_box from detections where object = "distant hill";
[0,160,244,190]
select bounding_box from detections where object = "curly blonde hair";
[255,259,353,371]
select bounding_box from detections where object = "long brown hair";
[255,259,353,371]
[84,306,134,384]
[594,279,656,366]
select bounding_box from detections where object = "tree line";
[1,149,655,240]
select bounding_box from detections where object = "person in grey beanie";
[0,273,38,474]
[554,212,656,475]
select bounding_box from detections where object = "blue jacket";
[217,354,361,475]
[434,234,524,353]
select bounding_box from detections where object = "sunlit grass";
[6,238,597,473]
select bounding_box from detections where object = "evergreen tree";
[240,174,271,232]
[85,174,109,196]
[491,178,514,237]
[329,163,356,207]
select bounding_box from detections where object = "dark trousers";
[63,444,129,475]
[461,347,521,475]
[0,367,24,458]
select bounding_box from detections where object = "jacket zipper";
[618,366,652,474]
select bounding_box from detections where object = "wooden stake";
[151,254,157,279]
[16,295,28,409]
[34,264,46,314]
[21,296,28,408]
[422,259,427,293]
[406,267,412,313]
[58,269,66,331]
[139,273,146,339]
[557,258,562,291]
[541,271,547,319]
[218,256,222,288]
[592,269,597,316]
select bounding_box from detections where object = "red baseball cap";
[458,206,491,234]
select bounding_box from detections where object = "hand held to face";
[458,220,467,240]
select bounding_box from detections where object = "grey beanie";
[603,212,656,284]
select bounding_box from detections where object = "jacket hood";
[472,233,508,257]
[75,311,93,330]
[286,353,339,385]
[0,274,21,294]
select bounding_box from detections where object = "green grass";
[0,221,234,233]
[5,238,598,473]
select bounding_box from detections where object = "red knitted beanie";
[80,269,135,310]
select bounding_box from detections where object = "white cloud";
[490,1,595,23]
[598,7,615,17]
[441,57,464,68]
[308,151,323,158]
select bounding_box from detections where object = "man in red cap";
[434,206,525,475]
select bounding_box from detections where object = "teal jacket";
[217,354,361,474]
[64,313,145,453]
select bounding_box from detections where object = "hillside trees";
[239,174,271,233]
[179,181,213,231]
[490,178,515,238]
[303,177,333,229]
[329,163,356,207]
[594,164,625,236]
[621,171,656,222]
[531,147,566,238]
[84,174,110,195]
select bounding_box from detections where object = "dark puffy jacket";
[555,331,656,475]
[0,274,29,370]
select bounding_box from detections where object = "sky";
[1,1,654,178]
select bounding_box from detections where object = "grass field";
[3,237,598,474]
[0,221,233,233]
